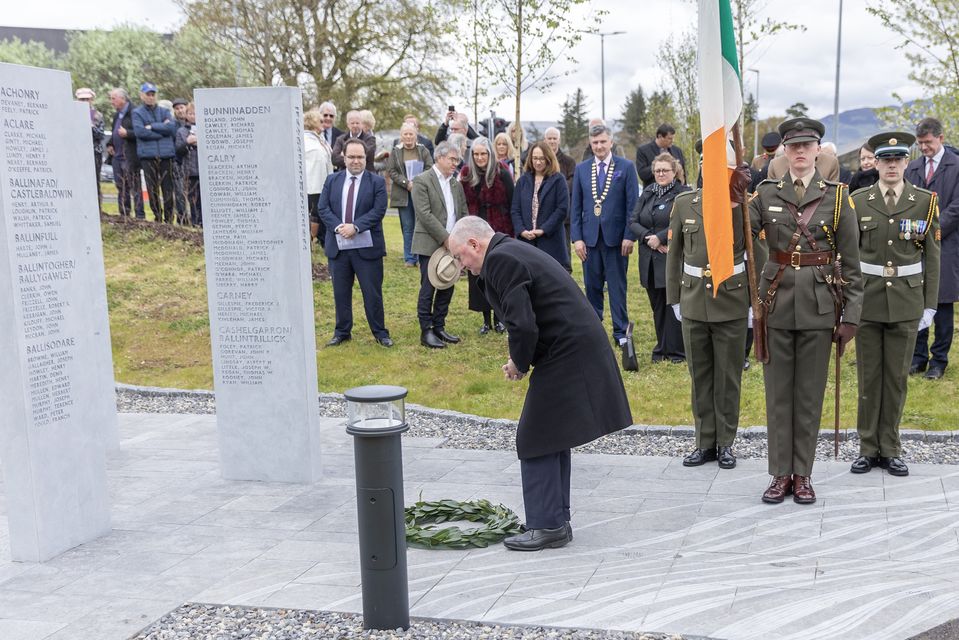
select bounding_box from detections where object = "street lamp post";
[832,0,844,144]
[584,30,626,120]
[748,68,760,160]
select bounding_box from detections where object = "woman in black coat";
[630,152,691,363]
[510,141,571,271]
[848,143,879,192]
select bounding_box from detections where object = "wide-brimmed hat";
[427,247,462,290]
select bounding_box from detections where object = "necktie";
[794,179,805,202]
[345,176,356,224]
[886,188,896,210]
[597,161,606,190]
[926,158,935,185]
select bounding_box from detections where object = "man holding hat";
[411,140,467,348]
[849,132,939,477]
[132,82,178,223]
[749,117,863,505]
[75,87,104,210]
[447,216,632,550]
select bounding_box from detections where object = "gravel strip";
[130,604,695,640]
[116,385,959,465]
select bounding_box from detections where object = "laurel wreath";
[404,498,523,549]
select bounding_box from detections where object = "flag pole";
[731,121,765,362]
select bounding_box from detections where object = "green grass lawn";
[99,189,959,429]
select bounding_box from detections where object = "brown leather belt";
[771,249,834,268]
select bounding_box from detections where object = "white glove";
[748,306,754,329]
[672,304,682,322]
[918,308,937,332]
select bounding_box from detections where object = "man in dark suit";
[318,101,343,147]
[636,123,687,186]
[411,140,468,348]
[448,217,633,551]
[570,124,640,349]
[106,88,141,218]
[905,117,959,379]
[318,139,393,347]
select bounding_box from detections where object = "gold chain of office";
[405,498,523,549]
[591,158,615,215]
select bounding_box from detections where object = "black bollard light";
[344,385,410,631]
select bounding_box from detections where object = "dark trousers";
[187,176,202,227]
[142,157,175,223]
[583,239,630,341]
[858,320,916,457]
[764,328,832,476]
[417,257,454,331]
[94,152,103,210]
[308,193,326,248]
[113,160,134,216]
[646,285,684,361]
[520,449,571,529]
[398,202,416,264]
[123,155,145,218]
[172,161,187,222]
[912,302,954,371]
[331,250,388,339]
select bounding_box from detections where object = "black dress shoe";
[375,336,394,347]
[682,447,718,467]
[743,359,750,370]
[910,362,927,375]
[669,357,686,364]
[718,446,736,469]
[434,328,460,344]
[503,526,570,551]
[879,456,909,476]
[494,321,506,333]
[420,330,446,349]
[566,521,573,541]
[850,455,878,474]
[924,367,945,380]
[326,335,351,347]
[479,324,491,335]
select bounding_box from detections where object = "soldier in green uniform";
[749,117,863,505]
[666,175,765,469]
[850,132,940,477]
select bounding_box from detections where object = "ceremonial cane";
[834,342,841,458]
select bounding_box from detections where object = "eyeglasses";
[653,168,674,174]
[321,113,335,118]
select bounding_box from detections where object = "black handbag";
[621,322,638,371]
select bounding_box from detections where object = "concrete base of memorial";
[0,412,957,640]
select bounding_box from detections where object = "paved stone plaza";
[1,412,958,640]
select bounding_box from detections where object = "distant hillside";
[819,107,883,154]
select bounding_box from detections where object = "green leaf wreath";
[405,497,523,549]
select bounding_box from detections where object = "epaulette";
[849,184,874,198]
[673,190,699,202]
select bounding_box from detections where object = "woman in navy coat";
[629,152,691,363]
[510,141,571,271]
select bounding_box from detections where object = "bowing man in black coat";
[448,217,633,551]
[630,153,691,363]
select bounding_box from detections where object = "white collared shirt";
[340,170,364,224]
[433,165,456,232]
[928,145,945,176]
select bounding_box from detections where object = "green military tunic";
[667,191,765,449]
[852,180,940,457]
[749,170,864,476]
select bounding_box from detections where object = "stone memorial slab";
[196,87,321,483]
[0,63,114,562]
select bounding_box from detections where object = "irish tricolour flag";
[698,0,742,293]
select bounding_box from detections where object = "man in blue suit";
[570,124,640,348]
[905,117,959,379]
[318,139,393,347]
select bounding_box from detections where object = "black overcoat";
[629,182,691,289]
[479,234,633,458]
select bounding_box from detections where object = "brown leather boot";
[792,475,816,504]
[761,475,793,504]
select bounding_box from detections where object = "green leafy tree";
[0,38,61,69]
[558,88,590,151]
[642,90,678,140]
[177,0,453,125]
[471,0,601,175]
[868,0,959,132]
[657,32,699,176]
[619,84,647,150]
[785,102,809,118]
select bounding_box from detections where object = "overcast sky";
[4,0,923,123]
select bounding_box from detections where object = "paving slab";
[1,412,958,639]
